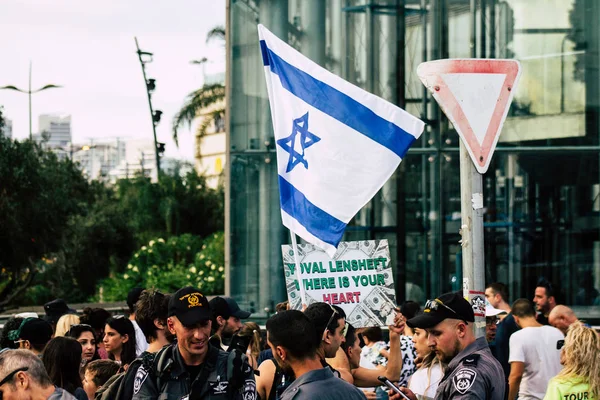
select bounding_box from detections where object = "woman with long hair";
[55,314,80,337]
[42,336,88,400]
[407,326,446,400]
[103,316,136,369]
[66,324,100,366]
[80,307,111,359]
[238,322,263,369]
[544,322,600,399]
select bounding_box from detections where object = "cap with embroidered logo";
[407,291,475,329]
[168,286,211,327]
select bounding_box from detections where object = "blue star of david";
[277,112,321,173]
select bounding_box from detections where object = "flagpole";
[289,230,307,307]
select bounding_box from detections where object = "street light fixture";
[0,61,62,140]
[135,37,161,179]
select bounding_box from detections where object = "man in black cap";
[10,318,53,356]
[132,287,256,400]
[208,296,251,350]
[43,299,76,331]
[388,292,506,400]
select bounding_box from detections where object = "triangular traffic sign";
[417,59,522,173]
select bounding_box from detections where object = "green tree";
[172,25,225,145]
[0,137,91,308]
[114,170,223,246]
[0,105,5,131]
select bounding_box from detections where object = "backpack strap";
[191,346,220,400]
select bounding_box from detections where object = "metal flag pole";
[289,230,307,307]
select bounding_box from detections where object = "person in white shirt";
[508,298,564,400]
[126,287,149,357]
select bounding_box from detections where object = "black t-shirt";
[186,363,204,383]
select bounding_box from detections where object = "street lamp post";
[0,62,61,140]
[134,38,162,180]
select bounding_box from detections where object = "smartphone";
[228,333,252,353]
[378,376,411,400]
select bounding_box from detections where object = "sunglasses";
[0,367,29,394]
[322,304,348,339]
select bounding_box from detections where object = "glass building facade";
[226,0,600,321]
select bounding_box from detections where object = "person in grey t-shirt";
[266,310,366,400]
[0,349,77,400]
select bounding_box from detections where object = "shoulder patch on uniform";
[133,366,149,395]
[453,368,477,394]
[242,379,257,400]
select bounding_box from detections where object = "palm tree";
[172,26,225,146]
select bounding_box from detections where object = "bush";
[96,232,224,301]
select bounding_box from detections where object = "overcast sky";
[0,0,225,161]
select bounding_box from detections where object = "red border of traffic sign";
[417,59,521,174]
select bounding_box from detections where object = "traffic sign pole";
[459,141,486,338]
[417,58,521,339]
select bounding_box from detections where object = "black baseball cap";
[127,287,145,311]
[209,296,251,319]
[407,292,475,329]
[168,287,211,327]
[43,299,76,324]
[19,318,53,346]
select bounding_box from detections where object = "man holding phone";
[388,292,505,400]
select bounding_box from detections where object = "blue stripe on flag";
[278,176,347,247]
[260,40,416,159]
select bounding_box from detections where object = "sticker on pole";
[417,59,522,173]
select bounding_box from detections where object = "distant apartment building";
[1,118,12,139]
[33,114,72,149]
[108,138,160,183]
[72,139,126,181]
[194,72,226,189]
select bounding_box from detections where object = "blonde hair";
[555,321,600,398]
[54,314,80,337]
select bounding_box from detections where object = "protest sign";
[282,239,396,328]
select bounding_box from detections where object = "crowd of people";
[0,279,597,400]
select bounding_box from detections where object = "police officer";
[132,287,256,400]
[388,291,506,400]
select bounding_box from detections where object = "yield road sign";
[417,59,522,173]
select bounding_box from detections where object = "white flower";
[127,264,133,270]
[202,245,207,250]
[158,238,165,243]
[147,271,152,276]
[207,276,215,282]
[132,266,139,273]
[189,266,197,274]
[205,261,210,266]
[199,271,204,275]
[187,246,191,250]
[123,274,129,280]
[148,249,153,253]
[141,246,147,251]
[186,274,191,279]
[135,254,139,258]
[149,240,155,247]
[211,265,216,270]
[218,267,224,272]
[199,254,205,260]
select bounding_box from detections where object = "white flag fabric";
[258,24,424,256]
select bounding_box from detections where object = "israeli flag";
[259,24,424,256]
